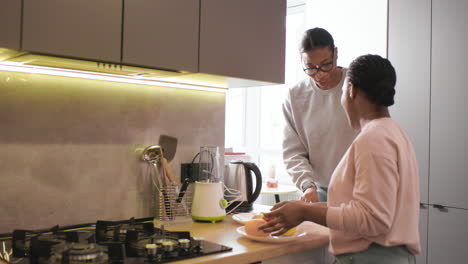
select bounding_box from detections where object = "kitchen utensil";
[159,135,178,186]
[190,146,243,222]
[191,181,228,223]
[141,145,163,190]
[141,145,172,219]
[224,160,262,213]
[161,156,177,186]
[158,134,178,161]
[0,241,12,262]
[176,177,190,203]
[158,134,191,215]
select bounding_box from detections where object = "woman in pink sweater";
[260,54,420,263]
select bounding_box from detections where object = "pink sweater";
[326,117,421,255]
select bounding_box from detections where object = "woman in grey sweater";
[282,28,359,202]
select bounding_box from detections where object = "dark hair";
[300,28,335,53]
[347,54,397,107]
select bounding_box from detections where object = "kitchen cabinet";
[430,0,468,208]
[416,205,428,264]
[22,0,122,63]
[123,1,199,72]
[427,207,468,263]
[388,0,431,204]
[0,0,22,50]
[199,0,286,83]
[16,1,286,85]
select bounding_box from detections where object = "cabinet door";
[123,0,199,72]
[416,204,428,264]
[22,0,122,62]
[427,207,468,263]
[430,0,468,207]
[388,0,431,204]
[0,0,22,50]
[200,0,286,83]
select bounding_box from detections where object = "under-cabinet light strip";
[0,61,227,93]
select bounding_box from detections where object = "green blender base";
[192,215,226,223]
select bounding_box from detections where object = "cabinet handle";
[419,203,426,209]
[432,204,448,212]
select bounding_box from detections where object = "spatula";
[158,135,178,186]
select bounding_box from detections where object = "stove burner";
[33,239,107,264]
[1,217,232,264]
[96,218,154,244]
[65,243,107,263]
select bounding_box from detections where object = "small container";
[178,239,191,250]
[192,237,204,250]
[145,244,157,256]
[266,162,278,189]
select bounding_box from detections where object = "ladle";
[142,145,163,190]
[142,145,173,219]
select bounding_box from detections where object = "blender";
[191,146,239,223]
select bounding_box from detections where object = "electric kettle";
[224,160,262,213]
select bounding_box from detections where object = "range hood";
[0,48,275,91]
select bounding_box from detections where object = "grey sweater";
[282,69,359,189]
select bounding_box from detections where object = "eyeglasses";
[303,61,334,76]
[302,53,335,76]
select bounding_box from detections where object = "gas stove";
[0,217,231,264]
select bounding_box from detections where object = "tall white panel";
[388,0,431,204]
[430,0,468,208]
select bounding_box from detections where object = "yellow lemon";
[283,227,297,236]
[252,213,264,219]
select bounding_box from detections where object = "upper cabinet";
[9,1,286,85]
[0,0,22,50]
[123,1,199,72]
[199,0,286,83]
[22,0,122,63]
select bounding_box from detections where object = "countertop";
[159,204,330,264]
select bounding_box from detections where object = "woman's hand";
[259,200,308,236]
[259,201,329,235]
[301,185,319,203]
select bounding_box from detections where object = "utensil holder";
[152,184,193,221]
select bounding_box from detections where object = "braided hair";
[347,54,396,107]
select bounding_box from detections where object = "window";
[225,0,388,185]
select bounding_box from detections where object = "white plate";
[236,226,306,243]
[232,212,257,225]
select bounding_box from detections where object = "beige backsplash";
[0,71,225,233]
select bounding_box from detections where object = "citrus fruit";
[245,219,269,237]
[282,227,297,236]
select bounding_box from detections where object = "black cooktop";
[0,217,231,264]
